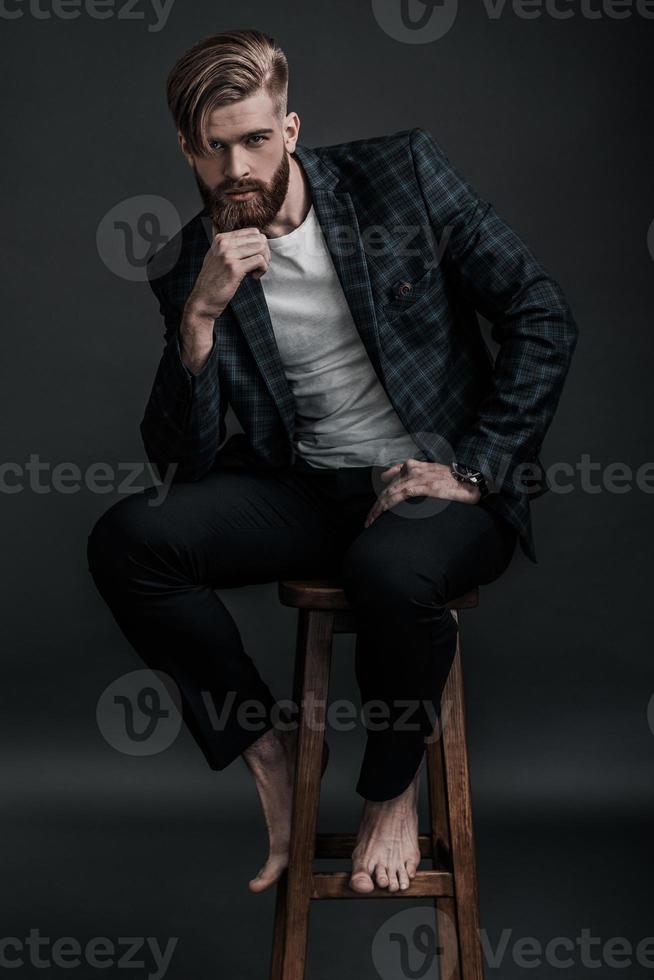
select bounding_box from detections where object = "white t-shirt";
[260,204,421,468]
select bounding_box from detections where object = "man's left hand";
[363,459,481,528]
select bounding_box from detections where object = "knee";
[86,492,161,585]
[340,541,448,612]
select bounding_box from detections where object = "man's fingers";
[380,457,429,482]
[240,252,269,278]
[211,235,257,257]
[379,474,420,499]
[380,463,403,481]
[364,480,441,527]
[219,236,268,258]
[238,237,271,263]
[212,227,268,251]
[214,225,263,238]
[381,480,432,508]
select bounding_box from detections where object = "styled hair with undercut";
[165,29,289,159]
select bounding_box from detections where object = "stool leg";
[270,871,288,980]
[271,603,314,980]
[279,609,334,980]
[427,715,461,980]
[441,612,485,980]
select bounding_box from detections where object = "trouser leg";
[86,467,346,770]
[339,493,517,802]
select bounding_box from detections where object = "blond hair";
[166,29,289,158]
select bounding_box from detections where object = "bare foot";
[349,759,423,894]
[242,725,298,893]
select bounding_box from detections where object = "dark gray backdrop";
[2,1,653,978]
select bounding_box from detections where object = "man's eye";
[207,136,265,150]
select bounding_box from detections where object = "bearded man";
[87,28,577,896]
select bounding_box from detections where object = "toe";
[406,857,419,879]
[387,867,400,892]
[398,864,411,891]
[248,856,286,893]
[374,864,390,889]
[249,869,271,893]
[349,869,375,893]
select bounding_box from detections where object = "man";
[87,29,577,896]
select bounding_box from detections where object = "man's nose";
[223,147,250,182]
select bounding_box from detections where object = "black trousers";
[86,456,517,801]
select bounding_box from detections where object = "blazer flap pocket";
[382,268,440,321]
[383,267,437,310]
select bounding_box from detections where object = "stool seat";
[279,578,479,611]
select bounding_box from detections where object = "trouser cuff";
[355,730,427,802]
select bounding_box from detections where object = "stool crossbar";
[270,578,485,980]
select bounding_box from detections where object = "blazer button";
[394,280,413,299]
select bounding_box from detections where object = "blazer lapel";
[294,142,383,380]
[308,183,385,383]
[197,213,297,438]
[222,264,297,435]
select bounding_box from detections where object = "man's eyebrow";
[207,128,275,143]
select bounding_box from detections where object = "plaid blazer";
[143,128,578,563]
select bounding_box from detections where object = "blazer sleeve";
[409,126,579,496]
[139,274,226,483]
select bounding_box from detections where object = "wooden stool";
[270,578,484,980]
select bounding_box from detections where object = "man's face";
[180,91,297,234]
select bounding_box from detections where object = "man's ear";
[177,130,194,168]
[283,111,300,154]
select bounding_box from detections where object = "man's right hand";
[180,227,271,375]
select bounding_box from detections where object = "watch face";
[453,462,480,479]
[452,462,489,495]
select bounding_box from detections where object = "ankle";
[243,726,286,769]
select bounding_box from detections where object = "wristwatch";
[450,460,490,498]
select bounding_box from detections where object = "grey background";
[2,1,652,978]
